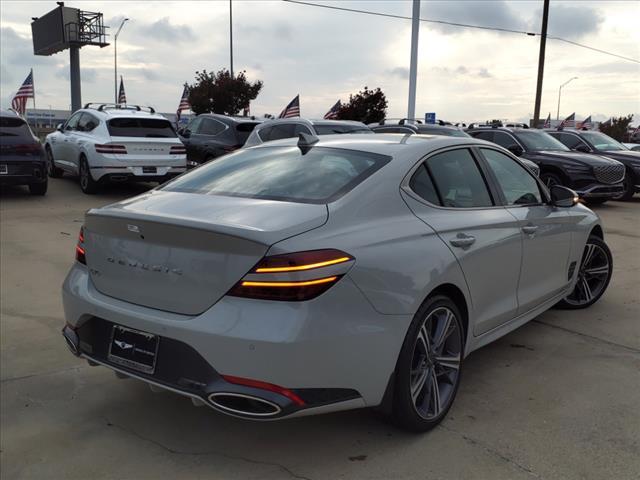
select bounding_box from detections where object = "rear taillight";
[95,144,127,154]
[170,145,186,154]
[228,249,354,301]
[221,375,305,406]
[13,143,42,155]
[75,227,86,265]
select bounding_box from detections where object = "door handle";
[522,225,539,235]
[449,234,476,248]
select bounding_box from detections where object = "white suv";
[45,104,186,193]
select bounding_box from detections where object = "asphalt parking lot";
[1,178,639,480]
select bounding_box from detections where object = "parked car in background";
[45,104,186,194]
[546,129,640,201]
[62,133,612,432]
[623,143,640,152]
[0,109,47,195]
[370,119,469,137]
[243,118,371,147]
[466,126,625,205]
[179,114,262,167]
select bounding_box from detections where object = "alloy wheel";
[80,161,88,190]
[564,241,610,306]
[410,307,461,420]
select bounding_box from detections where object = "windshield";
[161,146,390,204]
[314,124,372,135]
[107,118,177,138]
[581,131,627,151]
[514,130,570,151]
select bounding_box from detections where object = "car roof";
[253,118,366,128]
[199,113,263,124]
[467,126,532,133]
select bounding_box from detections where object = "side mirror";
[550,185,579,207]
[507,144,523,156]
[181,128,191,138]
[574,144,591,153]
[56,123,64,132]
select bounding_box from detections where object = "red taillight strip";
[95,144,127,154]
[255,257,351,273]
[240,276,338,288]
[221,375,305,406]
[75,227,86,265]
[170,146,187,154]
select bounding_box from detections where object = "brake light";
[12,143,42,154]
[228,249,354,301]
[221,375,305,406]
[95,144,127,154]
[75,227,86,265]
[170,145,186,154]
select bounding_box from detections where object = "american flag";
[578,115,592,130]
[11,70,34,115]
[560,112,575,128]
[176,83,191,121]
[323,100,341,120]
[278,95,300,118]
[543,113,551,128]
[600,118,612,128]
[118,76,127,104]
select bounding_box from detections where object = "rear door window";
[409,164,440,205]
[268,124,297,141]
[108,118,177,138]
[470,131,493,142]
[235,122,260,143]
[493,131,519,149]
[162,146,391,204]
[199,118,227,136]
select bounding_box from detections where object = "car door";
[181,117,202,163]
[74,113,99,171]
[401,147,523,335]
[195,117,229,160]
[478,147,573,313]
[53,112,82,169]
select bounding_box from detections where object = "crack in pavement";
[439,424,542,479]
[1,365,85,384]
[104,417,314,480]
[533,320,640,354]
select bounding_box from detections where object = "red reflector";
[13,144,42,154]
[170,145,186,154]
[95,144,127,154]
[222,375,305,406]
[75,227,86,264]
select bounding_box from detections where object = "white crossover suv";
[45,104,186,193]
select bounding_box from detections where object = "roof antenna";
[297,132,319,154]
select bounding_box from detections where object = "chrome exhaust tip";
[62,325,80,356]
[208,392,282,418]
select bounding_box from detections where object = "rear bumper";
[0,160,47,185]
[62,263,408,419]
[91,165,186,182]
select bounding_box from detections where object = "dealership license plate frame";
[108,324,159,374]
[0,164,8,175]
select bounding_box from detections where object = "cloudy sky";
[1,0,639,124]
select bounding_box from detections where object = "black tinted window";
[0,116,31,137]
[162,146,391,204]
[294,124,313,135]
[470,131,493,141]
[107,118,176,138]
[493,132,518,148]
[426,149,493,208]
[410,164,440,205]
[553,132,583,149]
[269,124,296,141]
[314,124,371,135]
[235,122,260,143]
[482,149,542,205]
[199,118,226,136]
[257,126,273,141]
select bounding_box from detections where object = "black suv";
[0,110,47,195]
[179,114,261,167]
[466,126,625,204]
[370,119,469,137]
[546,128,639,201]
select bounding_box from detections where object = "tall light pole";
[557,76,578,120]
[407,0,420,120]
[533,0,549,128]
[114,18,129,103]
[229,0,234,78]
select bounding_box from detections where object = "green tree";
[336,86,387,124]
[188,69,263,116]
[599,114,633,141]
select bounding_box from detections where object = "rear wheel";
[79,156,99,194]
[46,146,63,178]
[393,295,464,432]
[29,179,48,196]
[556,235,612,309]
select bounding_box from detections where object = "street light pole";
[114,18,129,103]
[557,76,578,120]
[407,0,420,120]
[229,0,234,78]
[533,0,549,128]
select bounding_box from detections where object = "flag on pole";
[176,83,191,122]
[243,102,250,117]
[599,118,612,129]
[560,112,575,128]
[11,70,34,115]
[118,76,127,104]
[278,95,300,118]
[323,100,341,120]
[543,112,551,128]
[578,115,592,130]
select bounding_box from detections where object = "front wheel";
[393,295,464,432]
[556,235,612,309]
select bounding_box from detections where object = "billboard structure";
[31,4,109,111]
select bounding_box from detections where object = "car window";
[294,124,313,135]
[425,149,493,208]
[470,131,493,141]
[580,131,626,151]
[77,113,99,132]
[64,112,82,131]
[199,118,227,136]
[409,164,440,205]
[269,124,297,141]
[0,116,32,138]
[493,131,518,149]
[107,118,177,138]
[161,146,391,204]
[314,124,372,135]
[186,117,202,134]
[513,130,569,151]
[257,125,273,141]
[482,149,542,205]
[235,122,260,143]
[373,127,414,134]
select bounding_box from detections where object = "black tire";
[79,156,99,194]
[585,198,608,206]
[611,171,635,201]
[540,171,563,189]
[29,179,48,196]
[392,295,464,432]
[556,235,612,310]
[46,146,63,178]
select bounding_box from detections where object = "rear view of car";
[0,110,47,195]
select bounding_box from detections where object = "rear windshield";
[235,122,260,143]
[0,116,32,137]
[107,118,177,138]
[314,124,372,135]
[161,146,390,203]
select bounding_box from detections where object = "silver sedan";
[61,133,612,431]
